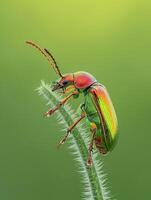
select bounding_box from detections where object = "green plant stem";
[38,81,113,200]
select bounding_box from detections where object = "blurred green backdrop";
[0,0,151,199]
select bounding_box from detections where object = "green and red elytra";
[26,41,118,166]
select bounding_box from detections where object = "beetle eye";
[63,80,68,85]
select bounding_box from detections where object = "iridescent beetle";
[26,41,118,166]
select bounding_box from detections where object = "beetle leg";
[87,123,97,166]
[57,112,86,148]
[43,91,79,117]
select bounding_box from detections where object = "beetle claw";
[57,130,71,149]
[57,140,65,149]
[43,109,55,118]
[43,112,50,118]
[87,158,92,167]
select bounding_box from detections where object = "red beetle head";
[51,73,74,91]
[26,41,96,92]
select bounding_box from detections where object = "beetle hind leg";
[87,123,97,166]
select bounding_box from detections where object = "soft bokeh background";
[0,0,151,199]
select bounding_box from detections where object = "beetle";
[26,41,118,166]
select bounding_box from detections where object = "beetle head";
[51,73,74,91]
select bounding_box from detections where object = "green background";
[0,0,151,199]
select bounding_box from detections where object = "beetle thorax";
[74,71,97,90]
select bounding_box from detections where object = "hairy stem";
[37,81,113,200]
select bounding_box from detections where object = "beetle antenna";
[43,48,63,77]
[26,40,63,77]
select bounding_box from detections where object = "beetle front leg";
[57,112,86,148]
[43,91,79,117]
[87,123,97,166]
